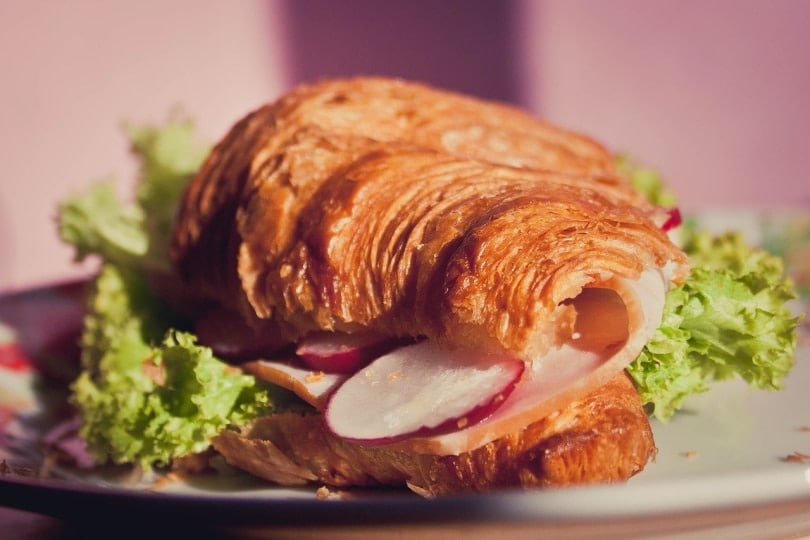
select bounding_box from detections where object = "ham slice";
[242,359,347,409]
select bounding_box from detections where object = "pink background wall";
[0,1,288,291]
[519,0,810,213]
[1,0,808,292]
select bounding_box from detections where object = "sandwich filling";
[244,267,669,456]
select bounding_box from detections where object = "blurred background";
[1,0,808,292]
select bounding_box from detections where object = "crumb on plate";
[306,371,325,383]
[151,471,184,489]
[780,452,810,464]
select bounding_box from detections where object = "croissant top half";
[171,77,687,360]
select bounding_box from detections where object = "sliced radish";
[324,341,524,444]
[660,207,682,231]
[242,359,348,409]
[647,206,682,232]
[0,342,31,372]
[296,331,407,374]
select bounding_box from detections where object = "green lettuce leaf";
[616,154,678,207]
[618,158,800,421]
[58,114,208,274]
[73,264,271,469]
[58,179,150,270]
[127,117,210,266]
[59,116,277,469]
[628,226,801,422]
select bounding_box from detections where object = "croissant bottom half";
[212,373,654,496]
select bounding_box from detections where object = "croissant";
[170,77,688,494]
[172,77,648,318]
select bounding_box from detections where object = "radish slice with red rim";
[296,331,411,374]
[647,206,682,232]
[324,340,524,444]
[660,207,682,231]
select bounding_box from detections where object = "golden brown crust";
[212,373,654,496]
[171,77,686,357]
[172,77,628,317]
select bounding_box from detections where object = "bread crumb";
[681,450,699,460]
[798,426,810,433]
[171,449,216,475]
[781,452,810,464]
[151,472,182,489]
[305,371,325,383]
[315,485,346,500]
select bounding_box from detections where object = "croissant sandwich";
[55,77,799,497]
[172,77,687,494]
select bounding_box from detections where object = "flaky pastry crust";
[171,77,686,359]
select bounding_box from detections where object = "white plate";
[1,208,809,536]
